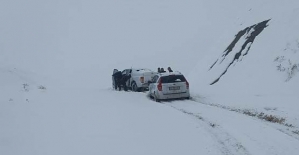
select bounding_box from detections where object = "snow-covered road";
[0,87,222,155]
[165,99,299,155]
[2,85,299,155]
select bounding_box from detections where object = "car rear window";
[160,75,186,83]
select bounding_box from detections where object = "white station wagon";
[148,71,190,102]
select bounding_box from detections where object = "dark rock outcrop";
[210,19,271,85]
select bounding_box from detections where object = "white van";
[122,68,157,92]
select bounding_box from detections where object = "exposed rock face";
[210,19,271,85]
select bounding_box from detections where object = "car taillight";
[140,77,144,83]
[157,79,162,91]
[186,80,189,89]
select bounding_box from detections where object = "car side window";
[123,69,131,75]
[152,75,159,83]
[122,70,126,75]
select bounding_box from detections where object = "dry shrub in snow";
[275,40,299,81]
[243,111,286,124]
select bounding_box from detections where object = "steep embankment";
[189,1,299,96]
[187,1,299,131]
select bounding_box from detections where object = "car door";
[149,75,159,95]
[125,69,132,87]
[121,70,127,86]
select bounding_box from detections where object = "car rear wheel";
[153,93,160,102]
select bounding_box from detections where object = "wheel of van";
[131,82,138,92]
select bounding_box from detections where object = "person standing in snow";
[119,73,131,91]
[167,67,173,72]
[112,71,122,90]
[160,68,166,73]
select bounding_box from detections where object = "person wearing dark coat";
[160,68,166,73]
[112,71,122,90]
[119,74,131,91]
[167,67,173,72]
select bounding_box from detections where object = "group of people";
[112,67,174,91]
[157,67,173,73]
[112,71,131,91]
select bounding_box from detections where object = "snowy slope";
[193,0,299,91]
[188,0,299,129]
[1,0,299,155]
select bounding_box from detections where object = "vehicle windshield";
[160,75,186,83]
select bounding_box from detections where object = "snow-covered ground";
[0,79,222,154]
[1,67,298,155]
[1,0,299,155]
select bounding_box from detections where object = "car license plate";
[169,86,180,90]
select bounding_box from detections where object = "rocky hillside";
[189,1,299,96]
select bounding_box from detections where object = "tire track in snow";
[167,103,251,155]
[190,96,299,141]
[163,99,299,155]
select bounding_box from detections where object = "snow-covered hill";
[189,1,299,95]
[1,0,299,155]
[187,1,299,131]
